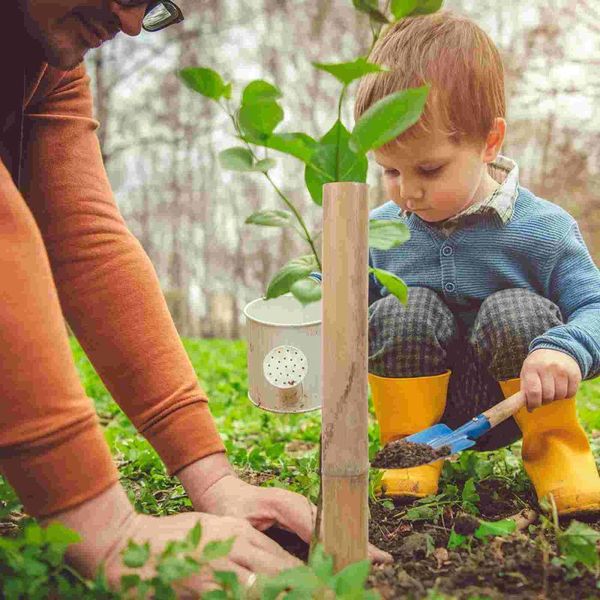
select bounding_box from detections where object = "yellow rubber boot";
[368,371,450,499]
[499,378,600,517]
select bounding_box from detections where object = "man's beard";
[20,4,85,70]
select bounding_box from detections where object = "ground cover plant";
[0,337,598,597]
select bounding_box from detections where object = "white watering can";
[243,277,322,413]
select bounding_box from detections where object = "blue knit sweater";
[368,186,600,380]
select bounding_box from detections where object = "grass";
[0,336,599,597]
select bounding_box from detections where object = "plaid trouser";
[368,287,564,450]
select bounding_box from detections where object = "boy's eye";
[384,169,399,178]
[419,165,443,176]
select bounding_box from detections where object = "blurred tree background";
[85,0,600,338]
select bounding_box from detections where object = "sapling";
[179,0,443,307]
[179,0,445,575]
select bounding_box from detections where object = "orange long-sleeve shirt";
[0,14,225,518]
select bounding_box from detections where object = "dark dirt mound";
[263,525,309,561]
[365,481,600,599]
[371,440,451,469]
[265,477,600,599]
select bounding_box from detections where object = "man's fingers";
[219,563,254,587]
[368,542,393,563]
[265,490,316,544]
[237,539,302,576]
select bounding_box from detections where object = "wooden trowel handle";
[481,391,526,428]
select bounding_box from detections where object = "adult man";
[1,0,391,592]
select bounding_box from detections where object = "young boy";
[356,10,600,516]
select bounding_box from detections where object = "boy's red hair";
[354,10,505,148]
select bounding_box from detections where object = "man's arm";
[21,63,225,477]
[0,157,119,517]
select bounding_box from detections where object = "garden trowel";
[405,391,526,456]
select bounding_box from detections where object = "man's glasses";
[114,0,184,32]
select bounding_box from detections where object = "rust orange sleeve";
[0,157,119,517]
[8,63,224,514]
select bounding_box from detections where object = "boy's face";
[373,122,504,223]
[19,1,147,70]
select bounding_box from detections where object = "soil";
[261,477,600,599]
[371,440,452,469]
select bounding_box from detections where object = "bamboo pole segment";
[321,181,369,571]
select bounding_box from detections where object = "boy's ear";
[482,117,506,163]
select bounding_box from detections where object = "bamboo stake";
[321,181,369,570]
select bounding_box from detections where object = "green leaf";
[447,529,467,549]
[222,83,233,100]
[243,132,317,163]
[202,592,228,600]
[157,555,201,584]
[187,522,202,549]
[331,559,371,594]
[239,99,284,139]
[261,566,322,596]
[305,120,368,205]
[308,543,334,582]
[313,57,387,85]
[219,147,254,171]
[391,0,443,18]
[254,158,276,172]
[291,277,322,306]
[242,80,282,104]
[369,267,408,304]
[24,523,43,546]
[266,255,319,299]
[42,522,81,546]
[369,219,410,250]
[120,574,142,592]
[349,86,429,153]
[474,519,516,540]
[202,537,235,561]
[558,520,600,568]
[461,478,480,505]
[390,0,418,19]
[122,540,151,569]
[352,0,389,23]
[212,569,240,587]
[245,209,295,228]
[179,67,229,101]
[411,0,444,15]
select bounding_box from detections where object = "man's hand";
[178,454,393,564]
[42,483,301,596]
[520,349,582,411]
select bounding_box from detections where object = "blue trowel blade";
[405,424,454,444]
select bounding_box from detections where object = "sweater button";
[444,282,456,293]
[442,246,453,256]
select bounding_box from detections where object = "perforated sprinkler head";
[263,345,308,389]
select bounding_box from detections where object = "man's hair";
[354,10,505,148]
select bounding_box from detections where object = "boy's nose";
[400,182,424,203]
[109,1,147,36]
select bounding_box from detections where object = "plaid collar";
[396,155,519,233]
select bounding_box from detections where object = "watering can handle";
[481,391,527,428]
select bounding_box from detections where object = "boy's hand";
[520,349,582,411]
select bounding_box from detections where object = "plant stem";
[335,85,348,181]
[310,432,324,558]
[222,102,322,272]
[264,173,322,271]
